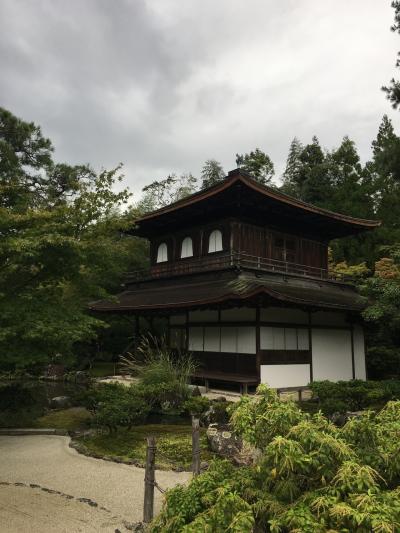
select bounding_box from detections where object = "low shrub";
[80,380,192,432]
[309,379,400,415]
[153,385,400,532]
[93,395,150,433]
[183,396,211,416]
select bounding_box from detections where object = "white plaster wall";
[221,327,237,353]
[237,327,256,354]
[221,307,256,321]
[311,311,348,326]
[204,327,220,351]
[170,314,186,325]
[353,325,366,380]
[188,327,204,351]
[261,364,311,388]
[312,329,353,381]
[260,307,308,324]
[189,310,219,322]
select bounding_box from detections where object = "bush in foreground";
[152,385,400,532]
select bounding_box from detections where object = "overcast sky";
[1,0,399,199]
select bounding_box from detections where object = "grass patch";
[34,407,92,431]
[77,424,216,470]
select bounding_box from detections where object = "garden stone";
[46,363,65,378]
[213,396,227,402]
[201,402,230,426]
[206,423,242,458]
[50,396,71,409]
[75,371,90,384]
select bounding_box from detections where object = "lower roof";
[89,270,366,314]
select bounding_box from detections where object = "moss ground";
[77,424,216,470]
[34,407,92,431]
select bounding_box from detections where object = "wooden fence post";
[143,436,156,523]
[192,416,200,476]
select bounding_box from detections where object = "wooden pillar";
[185,310,189,351]
[143,436,156,523]
[166,315,171,346]
[350,325,356,380]
[192,417,200,476]
[135,315,140,348]
[256,305,261,375]
[308,311,313,383]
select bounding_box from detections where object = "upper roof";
[132,169,380,241]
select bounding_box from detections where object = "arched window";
[208,229,223,253]
[156,242,168,263]
[180,236,193,258]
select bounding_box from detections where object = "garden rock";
[201,402,230,426]
[191,386,202,397]
[75,371,90,384]
[50,396,71,409]
[206,423,242,459]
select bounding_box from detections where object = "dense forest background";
[1,105,399,379]
[2,3,400,379]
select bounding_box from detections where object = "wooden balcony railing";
[125,251,331,282]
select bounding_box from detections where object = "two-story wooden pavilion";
[91,169,380,392]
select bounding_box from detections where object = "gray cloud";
[0,0,399,199]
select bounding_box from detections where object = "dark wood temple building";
[91,169,380,391]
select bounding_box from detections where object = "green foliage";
[359,248,400,378]
[154,386,400,532]
[310,379,400,415]
[183,396,211,416]
[0,107,147,371]
[382,1,400,109]
[137,173,197,213]
[120,334,195,409]
[229,384,303,449]
[236,148,275,185]
[200,159,225,189]
[92,395,149,433]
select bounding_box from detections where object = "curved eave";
[89,275,366,314]
[134,170,381,231]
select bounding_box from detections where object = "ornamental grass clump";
[152,385,400,532]
[120,334,196,388]
[120,334,196,411]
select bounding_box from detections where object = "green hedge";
[309,379,400,415]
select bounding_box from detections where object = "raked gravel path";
[0,435,190,531]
